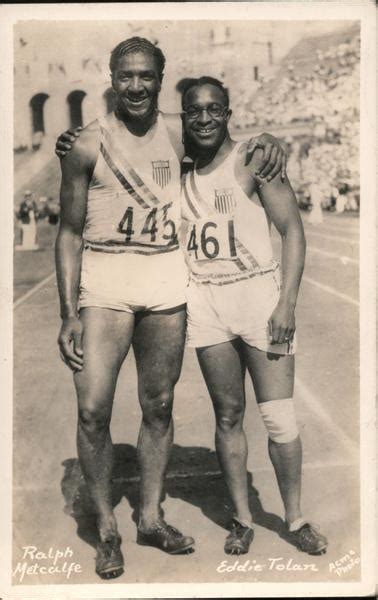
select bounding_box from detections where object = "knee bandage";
[258,398,299,443]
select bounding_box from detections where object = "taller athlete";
[180,77,328,556]
[56,37,287,579]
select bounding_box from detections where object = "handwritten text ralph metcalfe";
[13,546,82,583]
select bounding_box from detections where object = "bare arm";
[236,148,306,344]
[259,177,305,308]
[55,126,98,370]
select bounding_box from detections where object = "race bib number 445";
[118,202,178,247]
[186,217,237,261]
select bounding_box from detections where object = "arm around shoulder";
[59,125,99,232]
[56,126,99,318]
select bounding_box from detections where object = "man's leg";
[243,346,327,554]
[132,304,194,552]
[242,347,302,525]
[196,340,252,527]
[74,308,134,547]
[196,339,254,554]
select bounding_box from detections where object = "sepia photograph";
[0,2,376,598]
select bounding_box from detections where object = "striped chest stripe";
[100,143,150,209]
[100,126,160,207]
[189,170,215,214]
[182,173,201,219]
[235,239,260,270]
[182,171,216,220]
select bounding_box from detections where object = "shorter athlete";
[180,77,328,556]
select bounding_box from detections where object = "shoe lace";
[231,519,251,536]
[99,536,120,557]
[298,523,320,541]
[156,521,181,539]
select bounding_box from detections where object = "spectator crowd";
[232,32,360,212]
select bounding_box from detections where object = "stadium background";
[14,20,359,206]
[13,19,362,587]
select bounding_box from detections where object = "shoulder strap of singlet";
[97,115,107,129]
[227,141,245,169]
[159,112,183,161]
[182,172,202,219]
[97,114,114,136]
[193,140,243,174]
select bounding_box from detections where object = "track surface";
[13,212,361,586]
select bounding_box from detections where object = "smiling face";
[182,83,231,152]
[112,51,162,121]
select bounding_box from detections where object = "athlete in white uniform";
[80,110,188,312]
[55,38,288,579]
[180,77,328,556]
[183,141,295,354]
[56,39,194,580]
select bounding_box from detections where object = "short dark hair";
[109,37,166,79]
[180,76,229,109]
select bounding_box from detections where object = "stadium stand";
[231,25,359,211]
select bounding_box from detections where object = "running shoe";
[95,534,124,579]
[289,522,328,555]
[224,519,254,555]
[137,521,195,554]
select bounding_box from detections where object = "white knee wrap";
[258,398,299,443]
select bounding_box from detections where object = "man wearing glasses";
[55,37,287,579]
[180,76,328,556]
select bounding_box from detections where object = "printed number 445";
[118,205,177,245]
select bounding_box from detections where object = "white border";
[0,2,376,598]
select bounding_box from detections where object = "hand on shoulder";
[235,142,265,189]
[237,142,264,174]
[63,120,100,169]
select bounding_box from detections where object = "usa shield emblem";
[214,188,235,214]
[152,160,171,188]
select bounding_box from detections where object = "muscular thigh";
[132,305,187,396]
[74,307,135,412]
[196,339,246,414]
[242,344,294,403]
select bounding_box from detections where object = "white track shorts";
[79,246,189,313]
[186,270,297,354]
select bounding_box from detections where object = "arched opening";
[30,93,49,134]
[103,87,116,114]
[67,90,87,128]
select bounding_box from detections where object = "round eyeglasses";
[182,103,228,119]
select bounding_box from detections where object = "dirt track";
[13,212,361,587]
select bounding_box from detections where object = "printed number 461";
[188,220,237,260]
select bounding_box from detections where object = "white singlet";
[79,111,188,312]
[182,142,296,354]
[181,142,278,285]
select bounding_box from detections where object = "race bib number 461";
[118,202,178,247]
[186,217,237,261]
